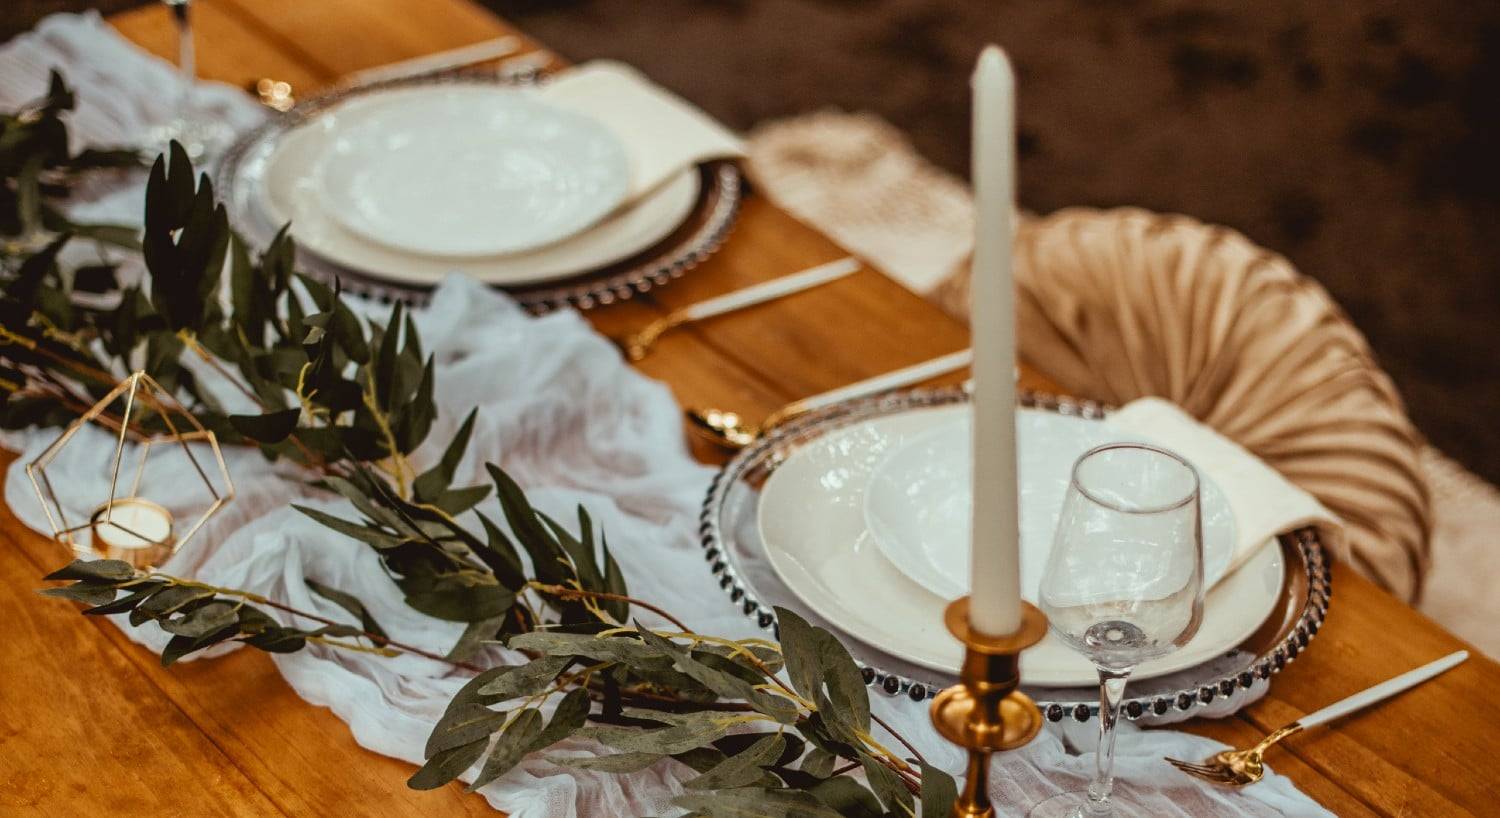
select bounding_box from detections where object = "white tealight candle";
[92,498,175,567]
[967,45,1023,636]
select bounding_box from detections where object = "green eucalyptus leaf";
[445,612,507,663]
[293,505,403,550]
[394,355,436,453]
[424,702,506,758]
[43,559,135,583]
[160,600,240,638]
[81,584,162,616]
[532,687,590,750]
[486,464,564,585]
[537,509,604,593]
[305,578,388,641]
[432,484,492,516]
[397,570,514,622]
[859,752,913,814]
[468,708,544,791]
[635,628,798,725]
[413,408,476,500]
[578,712,743,755]
[160,623,238,666]
[229,407,301,444]
[475,655,571,701]
[599,532,629,621]
[508,631,673,667]
[547,751,665,773]
[774,606,870,732]
[408,737,488,791]
[808,777,885,818]
[475,511,528,591]
[372,302,403,410]
[38,583,118,607]
[685,733,784,791]
[799,747,838,779]
[919,762,958,818]
[134,585,215,620]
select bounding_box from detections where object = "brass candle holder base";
[930,598,1050,818]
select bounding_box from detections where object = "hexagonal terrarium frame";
[24,371,235,568]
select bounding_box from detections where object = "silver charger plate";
[699,386,1331,724]
[214,71,742,313]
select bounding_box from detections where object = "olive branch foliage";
[6,75,957,816]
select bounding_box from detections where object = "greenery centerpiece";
[1,73,956,817]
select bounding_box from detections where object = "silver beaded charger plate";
[699,387,1330,725]
[215,72,742,313]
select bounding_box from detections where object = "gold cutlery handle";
[623,312,688,362]
[1250,722,1303,755]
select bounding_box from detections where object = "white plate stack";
[699,388,1335,723]
[218,63,745,306]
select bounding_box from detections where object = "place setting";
[216,56,746,311]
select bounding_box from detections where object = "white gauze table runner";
[0,14,1332,817]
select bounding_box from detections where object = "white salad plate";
[863,414,1236,601]
[314,87,628,257]
[253,86,699,287]
[756,406,1284,687]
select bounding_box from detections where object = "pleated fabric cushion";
[939,207,1432,601]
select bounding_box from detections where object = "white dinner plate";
[316,88,628,257]
[757,406,1283,686]
[863,413,1235,601]
[255,87,700,287]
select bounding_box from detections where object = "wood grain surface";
[0,1,1494,814]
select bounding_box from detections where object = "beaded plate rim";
[697,386,1331,723]
[214,71,742,313]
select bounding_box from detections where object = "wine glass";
[146,0,233,159]
[1029,443,1205,818]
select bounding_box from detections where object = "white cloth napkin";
[1109,397,1347,574]
[540,61,746,200]
[0,14,1334,818]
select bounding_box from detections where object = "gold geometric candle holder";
[25,371,234,570]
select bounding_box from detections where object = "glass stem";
[1086,667,1131,815]
[170,0,195,125]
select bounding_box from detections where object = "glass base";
[145,116,234,161]
[1028,790,1153,818]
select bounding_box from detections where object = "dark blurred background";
[6,1,1500,483]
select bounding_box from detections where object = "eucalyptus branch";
[13,75,958,816]
[526,582,691,632]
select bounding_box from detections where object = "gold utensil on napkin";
[1167,650,1468,786]
[620,257,862,362]
[249,38,543,112]
[687,348,973,449]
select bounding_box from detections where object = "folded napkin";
[1107,397,1347,575]
[540,61,746,200]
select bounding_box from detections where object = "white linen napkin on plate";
[1108,397,1346,573]
[539,61,746,200]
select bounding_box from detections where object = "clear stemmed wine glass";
[1029,443,1205,818]
[146,0,233,159]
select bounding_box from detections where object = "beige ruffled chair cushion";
[932,208,1432,601]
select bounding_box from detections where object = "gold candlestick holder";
[930,597,1050,818]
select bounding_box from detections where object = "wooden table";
[2,1,1496,815]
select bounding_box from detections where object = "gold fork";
[620,257,861,362]
[1166,650,1467,786]
[687,348,972,449]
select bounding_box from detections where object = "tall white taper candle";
[967,45,1023,636]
